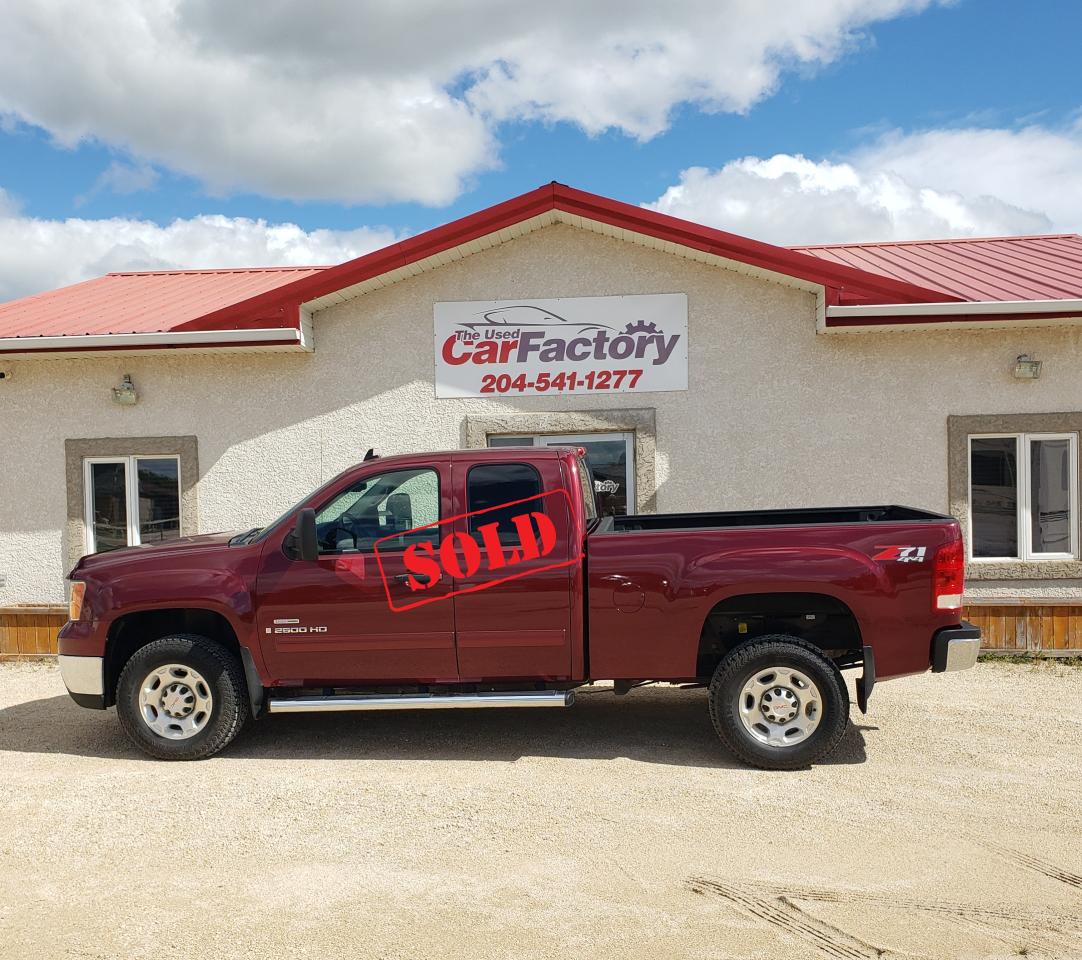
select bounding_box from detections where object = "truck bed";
[586,503,962,683]
[599,504,949,533]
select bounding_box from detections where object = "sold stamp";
[372,489,582,612]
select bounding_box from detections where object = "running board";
[266,690,575,714]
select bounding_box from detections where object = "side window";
[315,468,439,553]
[467,463,543,545]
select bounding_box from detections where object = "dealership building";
[2,183,1082,656]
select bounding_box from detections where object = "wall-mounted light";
[1012,354,1042,380]
[112,373,138,405]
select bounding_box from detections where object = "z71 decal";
[873,545,927,563]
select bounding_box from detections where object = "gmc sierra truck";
[58,446,980,769]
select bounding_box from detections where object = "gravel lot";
[1,659,1080,960]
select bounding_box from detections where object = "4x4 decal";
[872,545,927,563]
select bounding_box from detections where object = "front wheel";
[708,636,849,770]
[116,635,248,760]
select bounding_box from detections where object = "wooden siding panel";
[976,608,1001,648]
[14,615,31,654]
[1012,610,1028,650]
[0,609,66,657]
[963,604,1082,654]
[1050,608,1070,651]
[1071,608,1082,649]
[0,614,18,655]
[965,606,1024,651]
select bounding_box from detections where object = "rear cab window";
[467,462,543,545]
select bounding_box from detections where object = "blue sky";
[0,0,1080,298]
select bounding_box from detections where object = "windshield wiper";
[229,527,263,546]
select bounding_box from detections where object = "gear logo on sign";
[622,320,659,335]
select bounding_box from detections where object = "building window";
[485,432,634,516]
[969,434,1077,561]
[83,456,181,553]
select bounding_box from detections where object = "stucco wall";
[3,222,1082,604]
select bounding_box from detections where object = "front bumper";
[931,621,981,673]
[58,654,106,709]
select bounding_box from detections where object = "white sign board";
[434,293,688,398]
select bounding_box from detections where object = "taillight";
[932,537,964,612]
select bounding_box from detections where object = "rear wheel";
[116,634,248,760]
[708,636,849,770]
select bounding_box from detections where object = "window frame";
[968,432,1078,563]
[484,430,636,515]
[83,454,182,554]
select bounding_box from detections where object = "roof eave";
[0,326,309,358]
[824,298,1082,332]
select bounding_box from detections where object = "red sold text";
[373,490,581,612]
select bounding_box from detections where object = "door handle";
[394,572,432,586]
[333,555,365,576]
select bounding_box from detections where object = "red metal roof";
[3,184,1082,348]
[0,266,327,339]
[174,183,957,334]
[793,234,1082,302]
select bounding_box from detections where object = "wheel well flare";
[696,592,862,678]
[104,608,239,706]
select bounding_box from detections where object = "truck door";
[254,461,458,684]
[450,457,575,681]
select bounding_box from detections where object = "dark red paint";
[59,447,965,690]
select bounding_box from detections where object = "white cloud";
[0,200,398,301]
[460,0,940,138]
[645,120,1082,244]
[75,160,160,207]
[853,120,1082,233]
[0,0,941,204]
[91,161,160,197]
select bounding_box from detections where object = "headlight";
[69,581,86,621]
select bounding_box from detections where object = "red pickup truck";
[58,446,980,769]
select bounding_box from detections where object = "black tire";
[708,635,849,771]
[116,634,248,760]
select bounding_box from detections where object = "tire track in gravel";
[689,876,1082,958]
[744,880,1082,929]
[980,840,1082,892]
[687,878,884,959]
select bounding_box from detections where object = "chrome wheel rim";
[138,664,213,740]
[738,665,823,748]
